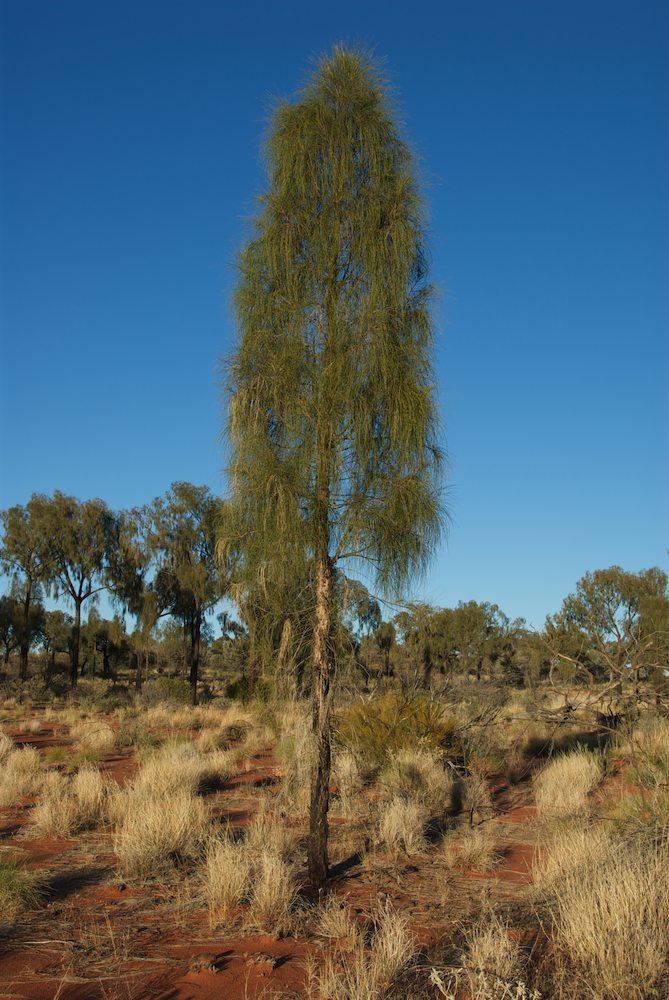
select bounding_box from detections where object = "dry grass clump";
[203,836,253,923]
[70,719,116,754]
[380,747,453,812]
[202,829,298,931]
[442,826,500,871]
[541,833,669,1000]
[0,730,14,762]
[278,725,316,815]
[532,823,612,890]
[315,896,362,943]
[311,901,414,1000]
[246,800,297,860]
[0,853,44,925]
[625,715,669,788]
[377,797,427,856]
[333,751,365,817]
[249,849,298,929]
[0,746,42,806]
[130,740,233,798]
[19,718,42,735]
[533,748,603,818]
[459,911,525,1000]
[114,789,209,880]
[30,766,109,838]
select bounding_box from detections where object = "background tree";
[31,493,118,688]
[547,566,669,709]
[0,500,48,680]
[39,609,73,682]
[225,48,444,885]
[148,483,226,703]
[374,620,396,677]
[0,594,21,665]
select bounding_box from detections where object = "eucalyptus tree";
[1,500,49,680]
[147,482,226,703]
[30,493,118,687]
[225,48,444,885]
[548,566,669,702]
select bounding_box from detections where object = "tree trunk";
[308,553,334,888]
[19,579,32,682]
[189,611,201,705]
[423,643,433,688]
[71,601,81,688]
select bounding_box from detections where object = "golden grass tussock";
[332,750,365,817]
[0,730,15,762]
[380,747,453,812]
[113,788,210,880]
[533,748,604,818]
[202,828,298,931]
[541,833,669,1000]
[278,725,316,815]
[312,901,414,1000]
[442,826,500,871]
[460,911,525,1000]
[70,718,117,754]
[203,835,253,923]
[531,822,612,891]
[130,740,233,798]
[246,799,297,860]
[0,853,44,925]
[315,895,362,943]
[377,796,427,856]
[248,849,298,929]
[30,766,110,838]
[19,718,43,735]
[0,746,43,806]
[626,715,669,787]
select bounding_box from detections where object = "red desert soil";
[0,721,540,1000]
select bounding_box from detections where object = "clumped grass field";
[0,680,667,999]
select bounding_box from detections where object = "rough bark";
[308,552,334,887]
[71,601,81,688]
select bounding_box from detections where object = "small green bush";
[139,677,192,707]
[335,693,460,770]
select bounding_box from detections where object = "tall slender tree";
[224,48,444,886]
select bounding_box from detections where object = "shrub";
[335,693,460,770]
[533,748,603,819]
[139,677,192,707]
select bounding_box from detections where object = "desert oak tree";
[224,49,444,886]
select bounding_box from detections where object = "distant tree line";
[1,487,667,708]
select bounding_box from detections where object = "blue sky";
[1,0,667,629]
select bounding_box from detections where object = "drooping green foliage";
[225,47,445,886]
[225,47,444,597]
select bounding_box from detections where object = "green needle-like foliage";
[224,47,445,885]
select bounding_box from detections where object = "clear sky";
[1,0,667,629]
